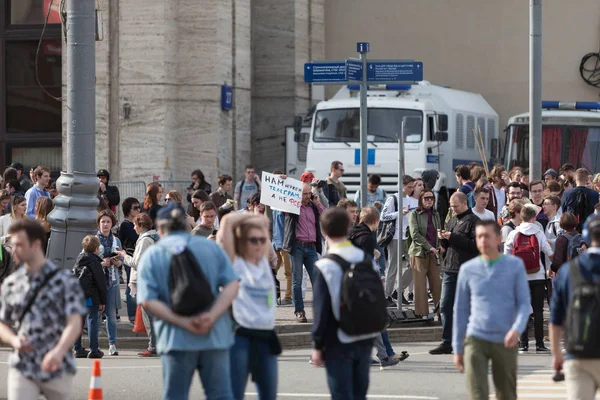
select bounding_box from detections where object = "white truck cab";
[504,102,600,174]
[288,81,499,197]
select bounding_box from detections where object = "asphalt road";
[0,341,564,400]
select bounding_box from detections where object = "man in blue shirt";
[550,216,600,400]
[24,166,51,218]
[137,203,239,400]
[453,220,531,400]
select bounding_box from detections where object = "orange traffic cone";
[88,360,103,400]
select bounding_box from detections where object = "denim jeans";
[74,306,100,353]
[381,331,395,357]
[141,306,156,351]
[230,334,278,400]
[520,280,546,348]
[440,272,458,345]
[124,265,137,322]
[290,243,318,313]
[161,349,233,400]
[105,284,119,345]
[325,344,372,400]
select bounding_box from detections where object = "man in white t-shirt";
[381,176,418,306]
[471,187,496,221]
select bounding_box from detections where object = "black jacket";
[349,223,375,256]
[283,202,323,254]
[441,208,479,274]
[99,184,120,209]
[73,252,107,306]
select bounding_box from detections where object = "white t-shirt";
[472,208,495,221]
[494,187,506,215]
[231,256,276,330]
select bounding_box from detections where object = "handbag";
[377,195,398,248]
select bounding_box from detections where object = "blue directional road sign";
[367,60,423,82]
[304,62,347,83]
[346,59,362,82]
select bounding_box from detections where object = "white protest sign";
[260,172,303,215]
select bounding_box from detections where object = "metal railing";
[110,181,147,221]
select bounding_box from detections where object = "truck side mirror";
[293,116,303,135]
[434,132,449,142]
[437,114,448,131]
[294,132,308,142]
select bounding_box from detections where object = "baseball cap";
[156,202,186,221]
[97,169,110,178]
[9,162,24,171]
[543,169,558,179]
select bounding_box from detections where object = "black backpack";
[565,258,600,358]
[324,253,387,336]
[377,195,398,248]
[73,264,94,299]
[571,188,590,232]
[168,240,215,316]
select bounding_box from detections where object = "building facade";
[3,1,599,183]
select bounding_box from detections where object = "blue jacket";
[550,248,600,359]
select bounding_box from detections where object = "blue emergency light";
[541,101,600,110]
[346,84,412,91]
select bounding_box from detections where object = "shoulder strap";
[393,194,398,212]
[18,268,60,329]
[568,258,586,287]
[324,253,351,271]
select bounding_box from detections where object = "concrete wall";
[67,0,252,185]
[251,0,324,175]
[324,0,600,130]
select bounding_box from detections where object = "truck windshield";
[505,125,600,173]
[313,108,423,143]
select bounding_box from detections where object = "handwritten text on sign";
[260,172,303,215]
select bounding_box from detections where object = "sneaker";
[536,346,551,353]
[407,292,414,303]
[88,351,104,359]
[295,311,308,323]
[137,349,158,357]
[386,297,397,308]
[109,344,119,356]
[379,357,400,370]
[278,299,293,306]
[116,314,121,322]
[392,351,410,361]
[429,343,453,355]
[391,290,398,300]
[74,349,89,358]
[518,346,529,354]
[401,294,410,305]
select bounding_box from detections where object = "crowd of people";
[0,159,598,400]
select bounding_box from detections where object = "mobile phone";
[109,252,119,258]
[212,230,218,236]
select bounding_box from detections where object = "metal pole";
[529,0,542,181]
[359,51,368,208]
[396,121,405,312]
[47,0,99,267]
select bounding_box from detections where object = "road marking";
[491,370,600,399]
[246,394,438,399]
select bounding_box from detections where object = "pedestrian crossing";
[490,369,600,399]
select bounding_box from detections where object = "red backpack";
[512,232,540,274]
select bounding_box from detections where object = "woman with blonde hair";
[217,213,280,400]
[0,195,27,244]
[35,196,54,250]
[164,190,196,229]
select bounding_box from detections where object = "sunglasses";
[247,237,267,245]
[132,205,141,210]
[164,197,171,202]
[423,196,435,201]
[338,168,345,173]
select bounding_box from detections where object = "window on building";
[6,40,62,133]
[10,0,62,25]
[9,146,62,174]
